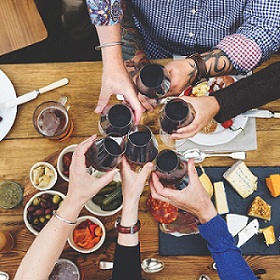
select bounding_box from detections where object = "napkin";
[176,117,257,153]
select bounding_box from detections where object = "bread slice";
[248,196,271,221]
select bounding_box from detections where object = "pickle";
[97,184,118,196]
[92,195,106,206]
[100,197,122,211]
[102,187,122,206]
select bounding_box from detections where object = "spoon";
[141,258,164,273]
[183,149,246,163]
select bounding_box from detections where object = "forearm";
[199,215,257,280]
[15,197,82,280]
[211,62,280,123]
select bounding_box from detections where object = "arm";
[86,0,143,124]
[15,136,119,280]
[150,159,257,280]
[112,157,153,280]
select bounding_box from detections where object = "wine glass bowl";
[155,149,189,190]
[124,125,158,167]
[99,104,133,136]
[85,135,126,172]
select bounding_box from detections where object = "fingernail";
[95,106,102,113]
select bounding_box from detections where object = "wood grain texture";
[0,0,47,55]
[1,56,280,279]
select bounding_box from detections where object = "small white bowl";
[68,215,106,254]
[24,190,65,235]
[85,171,123,217]
[29,162,57,190]
[57,144,78,182]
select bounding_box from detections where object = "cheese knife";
[241,109,280,118]
[236,219,259,247]
[0,78,69,111]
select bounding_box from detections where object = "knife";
[241,109,280,118]
[0,78,69,111]
[236,219,259,247]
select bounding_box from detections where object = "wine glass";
[85,134,126,172]
[155,149,189,190]
[159,98,194,147]
[99,104,134,136]
[124,125,158,167]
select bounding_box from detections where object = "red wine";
[108,104,132,128]
[156,150,178,172]
[129,131,151,146]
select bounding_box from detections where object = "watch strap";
[115,217,141,234]
[188,53,208,85]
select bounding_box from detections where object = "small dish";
[68,215,106,254]
[23,190,65,235]
[29,161,57,190]
[85,171,123,217]
[0,181,23,209]
[141,258,164,273]
[57,144,78,182]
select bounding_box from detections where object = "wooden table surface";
[1,56,280,280]
[0,0,47,56]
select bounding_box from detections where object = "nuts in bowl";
[24,190,65,235]
[30,162,57,190]
[57,144,77,182]
[68,216,105,253]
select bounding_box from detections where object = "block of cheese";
[248,196,271,221]
[226,213,249,237]
[198,165,214,198]
[214,182,229,214]
[265,174,280,197]
[223,160,257,198]
[260,225,276,246]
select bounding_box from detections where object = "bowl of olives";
[23,190,65,235]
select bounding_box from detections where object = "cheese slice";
[226,213,249,237]
[266,174,280,197]
[248,196,271,221]
[223,160,258,198]
[214,182,229,214]
[260,225,276,246]
[198,165,214,198]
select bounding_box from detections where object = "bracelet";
[95,41,123,51]
[115,217,141,234]
[52,210,77,225]
[188,53,208,85]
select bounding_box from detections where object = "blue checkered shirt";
[130,0,280,72]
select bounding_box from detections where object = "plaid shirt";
[87,0,280,73]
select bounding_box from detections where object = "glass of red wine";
[99,103,134,136]
[155,149,189,190]
[85,134,126,172]
[159,98,194,147]
[124,125,158,167]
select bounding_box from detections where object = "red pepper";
[183,86,193,96]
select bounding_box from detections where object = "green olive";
[52,195,61,204]
[32,197,41,206]
[39,216,46,224]
[33,217,39,225]
[45,214,51,220]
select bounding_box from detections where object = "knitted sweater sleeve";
[198,215,257,280]
[210,62,280,123]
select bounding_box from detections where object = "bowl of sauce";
[0,181,23,209]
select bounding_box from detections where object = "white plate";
[189,114,248,146]
[0,70,17,141]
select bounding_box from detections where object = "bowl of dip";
[0,181,23,209]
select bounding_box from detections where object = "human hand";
[150,159,217,224]
[170,95,220,139]
[95,64,143,124]
[120,157,154,206]
[67,135,119,208]
[164,58,197,95]
[138,93,158,112]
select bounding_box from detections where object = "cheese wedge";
[198,165,214,198]
[260,225,276,246]
[226,213,249,237]
[248,196,271,221]
[223,160,258,198]
[266,174,280,197]
[214,182,229,214]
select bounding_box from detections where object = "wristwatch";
[188,53,208,85]
[115,217,141,234]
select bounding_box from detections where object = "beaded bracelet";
[52,210,77,225]
[95,41,123,51]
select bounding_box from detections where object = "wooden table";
[1,56,280,280]
[0,0,47,56]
